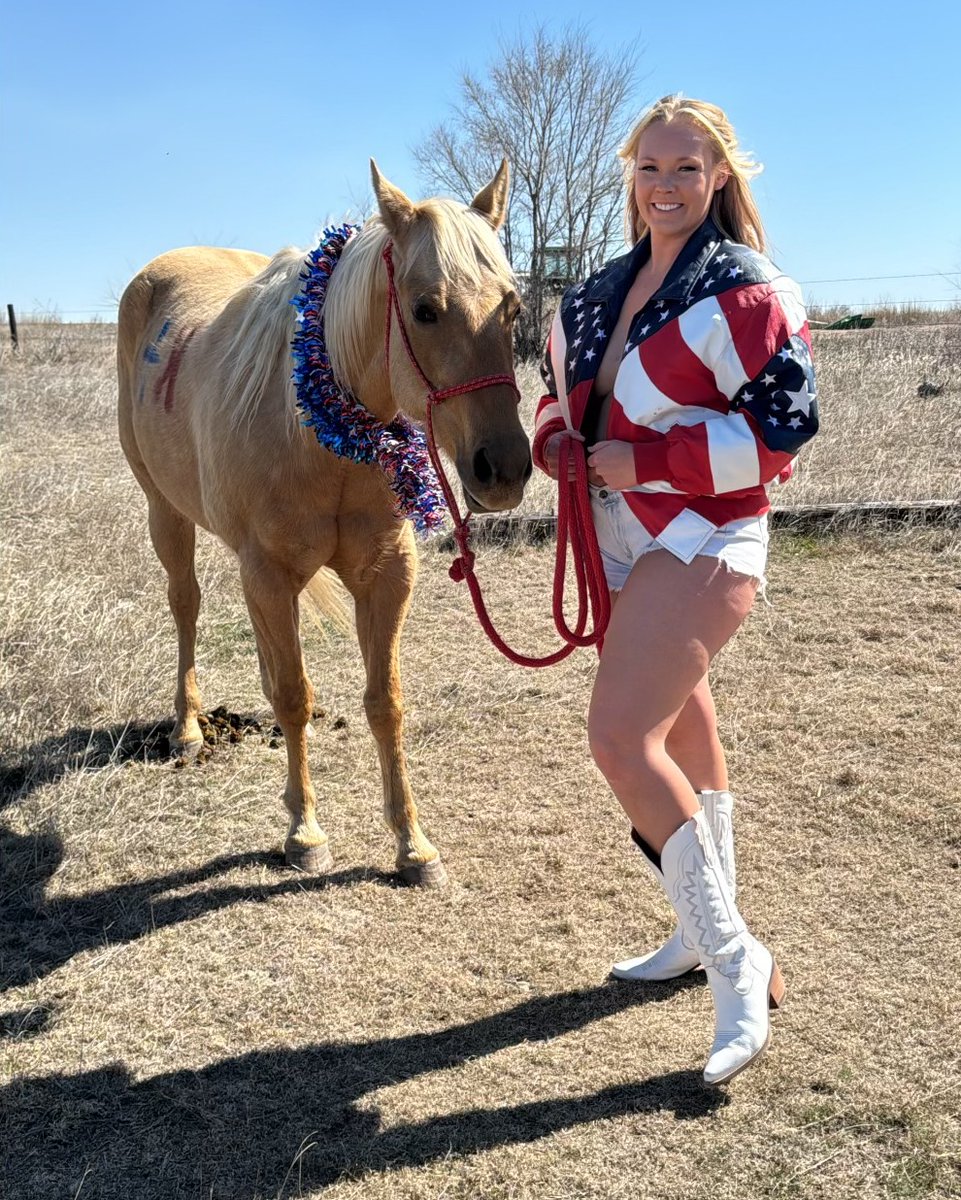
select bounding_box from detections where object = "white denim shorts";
[589,486,769,593]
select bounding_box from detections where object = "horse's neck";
[345,338,394,423]
[325,235,400,424]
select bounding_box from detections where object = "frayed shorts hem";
[590,487,769,597]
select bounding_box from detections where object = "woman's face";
[634,118,729,243]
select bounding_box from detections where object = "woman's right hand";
[544,430,585,481]
[544,430,606,486]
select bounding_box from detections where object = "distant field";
[1,324,959,1199]
[6,314,959,510]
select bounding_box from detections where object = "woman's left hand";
[587,440,637,491]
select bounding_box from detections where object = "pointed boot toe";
[703,1029,771,1086]
[660,813,784,1087]
[701,943,782,1085]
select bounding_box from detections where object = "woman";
[532,95,818,1085]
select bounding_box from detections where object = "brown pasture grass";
[806,302,961,329]
[1,327,960,1199]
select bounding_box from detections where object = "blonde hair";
[618,95,766,252]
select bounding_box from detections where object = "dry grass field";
[1,319,960,1199]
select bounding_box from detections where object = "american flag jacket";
[534,216,819,563]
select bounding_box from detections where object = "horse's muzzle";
[459,441,532,513]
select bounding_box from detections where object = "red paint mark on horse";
[153,327,197,412]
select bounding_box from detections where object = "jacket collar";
[584,216,723,308]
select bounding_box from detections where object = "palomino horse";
[117,162,529,885]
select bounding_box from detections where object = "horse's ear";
[370,159,416,237]
[471,159,510,230]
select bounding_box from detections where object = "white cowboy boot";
[612,790,735,981]
[660,810,785,1086]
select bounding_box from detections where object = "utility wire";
[799,271,959,285]
[8,271,961,318]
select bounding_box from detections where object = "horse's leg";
[255,645,271,705]
[146,494,204,755]
[255,643,314,741]
[240,555,332,873]
[346,530,446,887]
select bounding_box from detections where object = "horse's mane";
[219,245,308,432]
[220,198,515,431]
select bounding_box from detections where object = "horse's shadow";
[0,719,387,996]
[1,981,725,1199]
[0,719,177,804]
[0,823,386,995]
[2,725,723,1196]
[0,715,266,807]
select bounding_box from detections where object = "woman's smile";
[634,118,729,244]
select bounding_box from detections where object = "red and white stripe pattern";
[535,226,818,556]
[613,276,810,492]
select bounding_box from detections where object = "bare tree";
[414,26,642,358]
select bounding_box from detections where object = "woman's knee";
[588,717,663,787]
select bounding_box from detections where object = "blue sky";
[3,0,959,320]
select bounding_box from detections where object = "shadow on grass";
[0,719,400,993]
[1,982,724,1199]
[0,823,394,993]
[2,723,725,1195]
[0,1003,56,1040]
[0,716,263,804]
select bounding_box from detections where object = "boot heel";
[768,961,786,1010]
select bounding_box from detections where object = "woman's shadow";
[1,982,724,1199]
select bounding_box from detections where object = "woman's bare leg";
[608,589,724,792]
[665,675,728,793]
[588,551,758,852]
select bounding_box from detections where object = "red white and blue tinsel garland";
[290,224,446,535]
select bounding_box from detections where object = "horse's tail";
[301,568,353,637]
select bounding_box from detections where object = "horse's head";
[367,162,532,513]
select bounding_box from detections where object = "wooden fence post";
[6,305,18,352]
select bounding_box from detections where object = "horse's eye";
[413,302,437,324]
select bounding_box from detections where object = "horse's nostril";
[473,447,494,485]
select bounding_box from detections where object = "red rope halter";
[382,240,610,667]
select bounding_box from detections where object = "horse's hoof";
[171,739,204,760]
[285,841,334,874]
[398,857,447,888]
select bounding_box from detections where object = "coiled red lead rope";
[382,241,610,667]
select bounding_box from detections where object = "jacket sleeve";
[631,281,819,495]
[531,303,569,474]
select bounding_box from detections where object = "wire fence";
[5,310,961,342]
[4,269,961,325]
[3,267,960,359]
